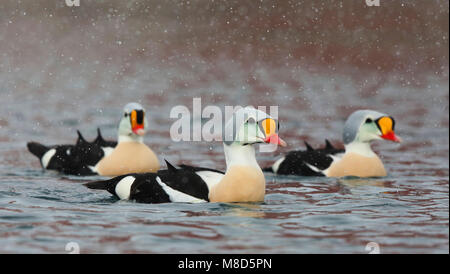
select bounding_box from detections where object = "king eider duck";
[27,102,160,176]
[84,107,286,203]
[265,110,401,178]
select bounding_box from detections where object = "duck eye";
[124,113,128,117]
[365,118,373,123]
[245,118,256,124]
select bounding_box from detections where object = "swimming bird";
[27,102,160,176]
[84,107,286,203]
[26,129,116,176]
[265,110,401,177]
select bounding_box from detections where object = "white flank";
[41,149,56,169]
[195,171,224,191]
[114,176,136,200]
[321,153,343,176]
[156,176,207,203]
[305,162,322,173]
[88,165,98,173]
[102,147,114,157]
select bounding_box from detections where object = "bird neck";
[208,143,265,203]
[223,143,260,171]
[118,134,144,144]
[344,141,376,158]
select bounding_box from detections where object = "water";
[0,0,448,253]
[0,165,448,253]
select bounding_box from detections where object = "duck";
[84,107,286,203]
[264,109,401,177]
[27,102,160,176]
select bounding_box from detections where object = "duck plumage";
[84,107,286,203]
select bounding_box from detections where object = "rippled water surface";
[0,0,448,253]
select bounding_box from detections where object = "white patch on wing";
[156,176,207,203]
[115,176,136,200]
[102,147,114,157]
[305,163,322,173]
[271,156,285,173]
[328,153,343,163]
[88,165,98,173]
[195,171,224,191]
[305,153,344,176]
[322,153,344,177]
[41,148,56,169]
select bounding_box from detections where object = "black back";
[46,143,104,175]
[128,173,172,203]
[177,164,225,174]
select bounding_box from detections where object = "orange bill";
[377,116,401,143]
[261,118,287,147]
[130,110,145,136]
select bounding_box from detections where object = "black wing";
[27,129,116,176]
[156,160,211,201]
[85,164,210,204]
[270,140,344,176]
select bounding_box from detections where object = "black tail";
[84,180,113,190]
[27,142,50,159]
[84,175,128,194]
[262,166,274,173]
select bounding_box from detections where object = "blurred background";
[0,0,448,146]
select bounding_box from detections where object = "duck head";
[222,107,286,168]
[343,110,402,145]
[118,102,148,143]
[223,106,286,147]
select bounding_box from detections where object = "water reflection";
[337,178,389,188]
